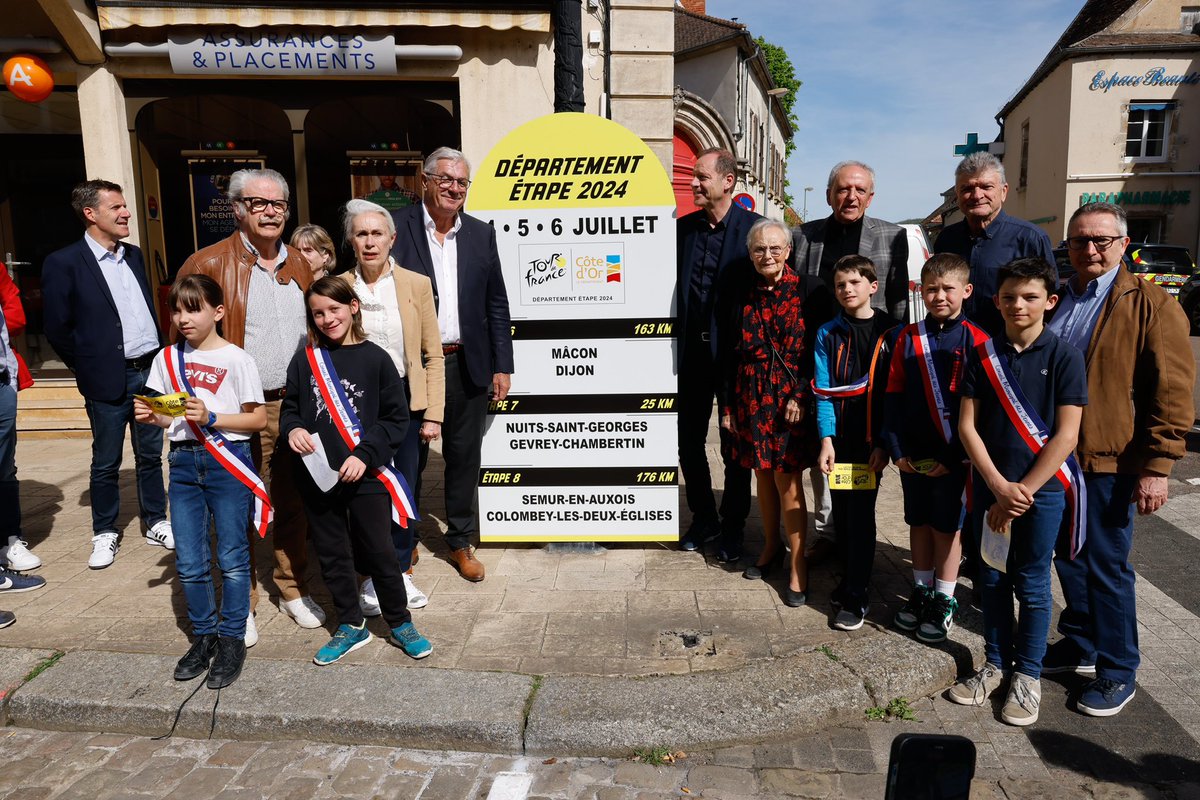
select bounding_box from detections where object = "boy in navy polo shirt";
[813,255,899,631]
[883,254,988,644]
[949,256,1086,727]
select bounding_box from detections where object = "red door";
[673,129,699,217]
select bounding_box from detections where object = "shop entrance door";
[0,134,86,376]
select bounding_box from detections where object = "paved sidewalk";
[1,424,972,755]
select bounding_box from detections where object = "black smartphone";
[885,733,976,800]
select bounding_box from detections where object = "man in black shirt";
[675,149,761,557]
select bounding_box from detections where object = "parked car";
[899,223,932,323]
[1126,243,1196,299]
[1180,272,1200,335]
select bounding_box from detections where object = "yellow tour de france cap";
[469,112,676,211]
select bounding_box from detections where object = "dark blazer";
[42,236,159,402]
[676,202,762,362]
[389,203,514,391]
[791,214,909,322]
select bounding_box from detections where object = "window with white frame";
[1125,101,1174,162]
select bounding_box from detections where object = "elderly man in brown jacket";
[1044,201,1195,717]
[176,168,320,646]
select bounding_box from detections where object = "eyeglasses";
[239,197,290,213]
[1066,235,1122,251]
[424,173,471,190]
[751,245,787,259]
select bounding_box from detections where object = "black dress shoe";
[207,636,246,689]
[175,634,217,681]
[784,588,808,608]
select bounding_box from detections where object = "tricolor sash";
[304,345,418,528]
[912,321,954,444]
[975,339,1087,558]
[164,344,273,538]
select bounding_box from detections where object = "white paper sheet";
[300,432,339,492]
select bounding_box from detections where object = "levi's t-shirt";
[146,342,265,442]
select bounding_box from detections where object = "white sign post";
[468,112,678,543]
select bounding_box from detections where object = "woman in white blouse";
[339,198,444,611]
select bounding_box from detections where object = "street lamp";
[802,186,814,221]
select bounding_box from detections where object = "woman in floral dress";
[720,218,813,607]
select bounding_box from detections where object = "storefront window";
[1125,102,1173,162]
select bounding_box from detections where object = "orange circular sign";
[3,55,54,103]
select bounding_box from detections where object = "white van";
[900,223,933,323]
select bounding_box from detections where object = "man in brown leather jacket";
[1045,201,1195,717]
[176,168,322,646]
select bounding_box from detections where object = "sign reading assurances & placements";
[467,112,678,542]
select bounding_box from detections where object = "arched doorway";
[673,128,700,217]
[303,93,459,262]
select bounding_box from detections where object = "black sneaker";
[679,519,720,552]
[174,634,217,681]
[894,585,932,632]
[916,592,958,643]
[206,636,246,689]
[833,608,865,631]
[1042,639,1097,676]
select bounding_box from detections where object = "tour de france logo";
[517,244,626,306]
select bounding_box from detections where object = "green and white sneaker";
[894,585,933,632]
[313,622,372,666]
[916,591,958,643]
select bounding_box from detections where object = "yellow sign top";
[468,112,676,211]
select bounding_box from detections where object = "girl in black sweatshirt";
[281,276,431,665]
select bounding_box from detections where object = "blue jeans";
[83,364,167,534]
[168,441,253,638]
[0,384,19,543]
[1053,472,1140,683]
[977,486,1066,680]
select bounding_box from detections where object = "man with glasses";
[676,148,760,558]
[389,147,513,582]
[1043,202,1194,717]
[44,179,172,569]
[935,152,1054,336]
[177,168,324,644]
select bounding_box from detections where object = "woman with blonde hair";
[290,224,336,279]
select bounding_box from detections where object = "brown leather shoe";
[449,546,485,582]
[412,548,420,566]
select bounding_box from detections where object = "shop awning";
[97,6,550,33]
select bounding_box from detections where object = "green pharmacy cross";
[954,133,991,156]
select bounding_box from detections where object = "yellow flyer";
[829,463,877,491]
[135,392,189,417]
[911,459,938,475]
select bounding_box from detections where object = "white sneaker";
[146,520,175,550]
[404,572,429,609]
[244,612,258,647]
[88,533,119,569]
[281,596,326,629]
[2,540,41,571]
[359,577,382,617]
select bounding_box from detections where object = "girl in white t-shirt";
[134,275,266,691]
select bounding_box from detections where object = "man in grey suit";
[791,161,909,559]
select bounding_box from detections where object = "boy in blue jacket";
[813,255,900,631]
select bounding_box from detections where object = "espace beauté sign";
[468,113,678,542]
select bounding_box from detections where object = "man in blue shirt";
[935,152,1054,336]
[43,180,172,570]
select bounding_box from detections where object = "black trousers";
[828,437,880,614]
[418,351,487,552]
[677,338,751,537]
[304,482,410,629]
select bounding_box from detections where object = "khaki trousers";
[248,399,309,610]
